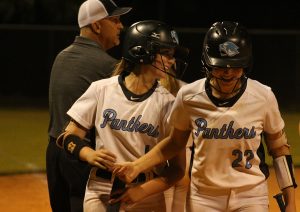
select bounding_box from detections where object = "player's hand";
[108,185,147,206]
[113,162,140,183]
[80,147,117,170]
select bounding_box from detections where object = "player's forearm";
[138,160,185,199]
[133,127,189,174]
[113,177,175,204]
[132,146,186,201]
[139,167,185,201]
[139,178,174,198]
[133,135,180,173]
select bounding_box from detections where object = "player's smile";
[219,77,237,83]
[218,76,240,86]
[212,68,243,87]
[151,50,176,79]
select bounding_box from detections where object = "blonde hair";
[160,69,182,96]
[112,59,182,96]
[111,58,127,76]
[111,58,142,76]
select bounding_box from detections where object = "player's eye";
[159,49,174,59]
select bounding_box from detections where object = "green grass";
[0,108,299,174]
[0,108,49,174]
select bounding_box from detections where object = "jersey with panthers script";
[67,74,174,171]
[168,78,284,190]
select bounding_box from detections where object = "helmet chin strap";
[150,54,177,78]
[151,64,177,78]
[209,73,246,95]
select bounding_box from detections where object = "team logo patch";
[67,141,76,154]
[150,32,160,39]
[171,30,179,44]
[219,41,239,57]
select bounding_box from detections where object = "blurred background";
[0,1,299,174]
[0,0,299,108]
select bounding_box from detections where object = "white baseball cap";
[78,0,132,28]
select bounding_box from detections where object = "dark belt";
[96,169,156,183]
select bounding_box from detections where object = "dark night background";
[0,0,299,110]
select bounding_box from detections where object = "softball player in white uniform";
[56,20,189,212]
[113,21,297,212]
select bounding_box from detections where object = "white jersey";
[169,78,284,190]
[67,75,174,171]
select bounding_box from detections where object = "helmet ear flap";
[128,42,156,64]
[147,41,158,62]
[128,46,148,63]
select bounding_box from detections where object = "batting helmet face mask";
[202,21,252,74]
[122,20,189,78]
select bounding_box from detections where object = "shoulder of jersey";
[246,78,272,100]
[156,84,174,95]
[180,78,206,98]
[90,75,119,87]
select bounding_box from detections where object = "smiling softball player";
[113,21,297,212]
[56,20,189,211]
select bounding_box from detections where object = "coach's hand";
[80,147,117,170]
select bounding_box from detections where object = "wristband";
[63,134,89,160]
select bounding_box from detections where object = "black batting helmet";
[122,20,188,65]
[202,21,252,72]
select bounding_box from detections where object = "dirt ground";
[0,172,51,212]
[0,169,299,212]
